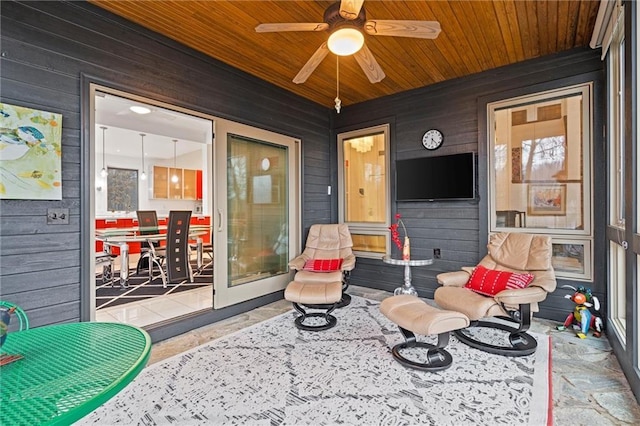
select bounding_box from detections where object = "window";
[338,124,390,258]
[607,4,626,340]
[488,84,593,280]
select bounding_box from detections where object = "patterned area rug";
[95,260,212,309]
[80,296,551,425]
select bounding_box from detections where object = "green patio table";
[0,322,151,425]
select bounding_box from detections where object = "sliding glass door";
[89,84,215,327]
[214,120,300,308]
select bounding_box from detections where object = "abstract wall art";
[0,103,63,200]
[528,184,566,216]
[107,167,138,212]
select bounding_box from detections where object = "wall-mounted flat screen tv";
[396,152,476,201]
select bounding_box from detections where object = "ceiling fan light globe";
[328,28,364,56]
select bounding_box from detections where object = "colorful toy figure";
[557,285,603,339]
[0,306,16,348]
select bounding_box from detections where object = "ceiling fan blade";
[353,44,385,83]
[255,23,328,33]
[339,0,365,20]
[364,20,441,39]
[293,43,330,84]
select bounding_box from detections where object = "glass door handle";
[217,209,223,232]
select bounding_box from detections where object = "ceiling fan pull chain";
[335,55,341,113]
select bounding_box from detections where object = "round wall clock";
[422,129,444,150]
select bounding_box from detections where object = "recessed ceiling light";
[130,105,151,114]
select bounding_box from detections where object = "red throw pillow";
[464,265,534,297]
[303,258,343,272]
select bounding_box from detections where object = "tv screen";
[396,152,476,201]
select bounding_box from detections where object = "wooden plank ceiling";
[88,1,600,109]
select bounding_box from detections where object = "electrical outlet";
[433,248,441,259]
[47,208,69,225]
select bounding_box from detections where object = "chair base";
[102,263,114,285]
[381,295,470,371]
[96,253,117,287]
[391,330,453,371]
[292,302,337,331]
[304,292,351,310]
[137,252,167,287]
[454,320,538,357]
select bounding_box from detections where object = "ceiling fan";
[255,0,441,84]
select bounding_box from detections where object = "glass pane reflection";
[343,132,386,224]
[493,93,585,230]
[227,134,288,286]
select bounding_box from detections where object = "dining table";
[0,322,151,426]
[96,225,210,287]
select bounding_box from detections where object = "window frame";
[487,83,594,280]
[609,20,626,229]
[606,2,627,344]
[337,123,390,259]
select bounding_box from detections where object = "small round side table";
[382,256,434,296]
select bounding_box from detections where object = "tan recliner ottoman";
[381,294,470,371]
[285,280,342,331]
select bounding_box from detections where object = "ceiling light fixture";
[139,133,147,181]
[100,126,108,177]
[261,157,271,171]
[349,137,374,153]
[327,27,364,56]
[130,105,151,114]
[171,139,179,183]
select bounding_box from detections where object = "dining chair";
[96,249,117,286]
[165,210,194,287]
[135,210,166,282]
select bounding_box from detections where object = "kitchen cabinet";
[168,167,182,199]
[95,218,140,255]
[196,170,203,200]
[153,166,201,200]
[153,166,169,199]
[183,169,197,200]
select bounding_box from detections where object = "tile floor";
[96,286,213,327]
[147,285,640,425]
[95,252,213,327]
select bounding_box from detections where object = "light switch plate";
[47,208,69,225]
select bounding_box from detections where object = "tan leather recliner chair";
[285,224,356,331]
[434,232,556,356]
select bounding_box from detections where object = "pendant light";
[139,133,147,181]
[171,139,179,183]
[100,126,108,177]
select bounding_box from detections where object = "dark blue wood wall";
[0,0,331,331]
[334,47,605,321]
[0,1,605,329]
